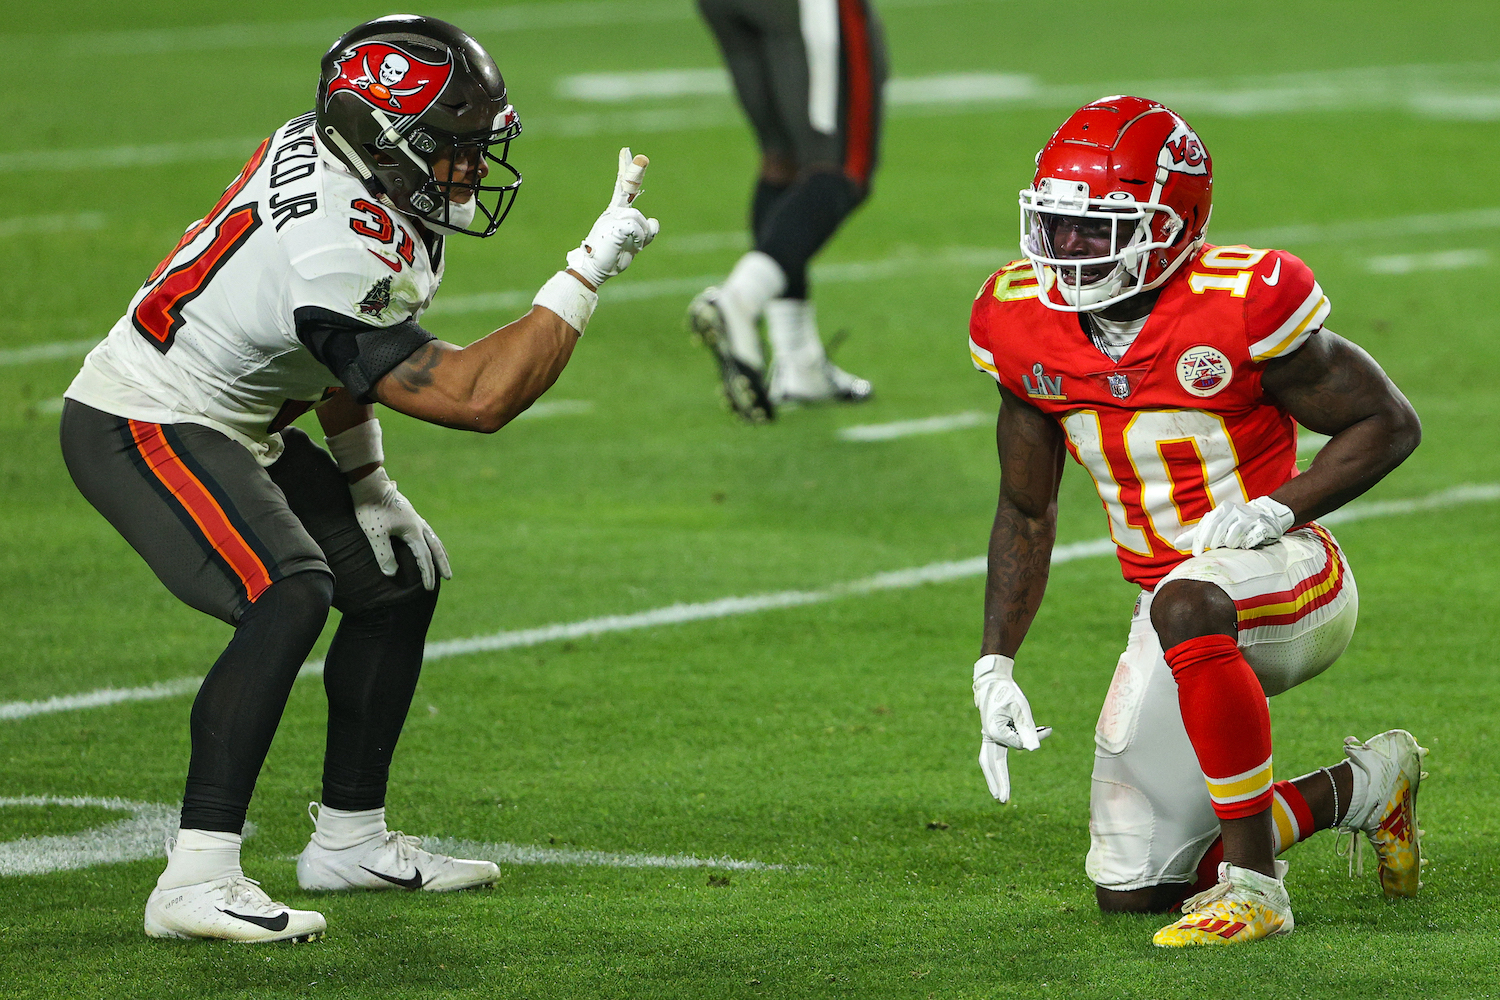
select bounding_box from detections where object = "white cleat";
[688,288,774,423]
[770,359,874,406]
[297,830,499,893]
[1339,729,1428,898]
[144,875,326,943]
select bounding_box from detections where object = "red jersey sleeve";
[1243,249,1330,361]
[968,268,1006,383]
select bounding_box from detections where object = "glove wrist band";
[325,419,383,473]
[974,653,1016,684]
[534,270,599,335]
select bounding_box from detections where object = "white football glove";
[973,654,1052,803]
[565,147,660,287]
[1173,495,1295,556]
[348,467,452,591]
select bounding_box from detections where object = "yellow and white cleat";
[1152,861,1292,948]
[1340,729,1428,898]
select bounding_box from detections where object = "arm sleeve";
[294,306,436,403]
[1245,250,1330,362]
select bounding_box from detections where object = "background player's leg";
[756,0,885,403]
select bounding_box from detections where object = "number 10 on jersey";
[1061,409,1251,555]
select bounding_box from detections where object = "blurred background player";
[966,96,1426,947]
[59,14,657,942]
[688,0,886,422]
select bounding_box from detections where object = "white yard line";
[0,212,104,238]
[0,339,100,367]
[0,137,266,174]
[838,411,990,441]
[419,836,784,871]
[0,796,183,877]
[3,483,1496,724]
[554,62,1500,118]
[0,796,772,876]
[513,398,594,420]
[1365,248,1492,274]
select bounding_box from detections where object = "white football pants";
[1086,525,1359,891]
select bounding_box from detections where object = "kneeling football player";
[60,15,658,942]
[966,97,1426,946]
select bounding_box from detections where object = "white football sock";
[311,804,387,850]
[766,298,828,373]
[157,828,243,889]
[718,251,786,368]
[1343,760,1373,828]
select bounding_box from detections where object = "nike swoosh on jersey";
[361,865,428,889]
[367,249,403,273]
[218,908,290,931]
[1263,258,1282,286]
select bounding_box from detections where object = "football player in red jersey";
[967,96,1426,946]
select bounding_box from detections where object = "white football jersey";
[66,112,445,465]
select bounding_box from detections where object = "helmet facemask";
[1020,178,1186,313]
[367,108,522,237]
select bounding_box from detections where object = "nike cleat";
[688,289,775,423]
[297,830,499,892]
[1152,861,1293,947]
[144,875,326,943]
[769,360,874,407]
[1339,729,1428,898]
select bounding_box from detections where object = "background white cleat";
[688,289,775,422]
[144,875,325,943]
[770,359,874,406]
[297,830,499,892]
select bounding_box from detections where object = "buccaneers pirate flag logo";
[327,42,453,115]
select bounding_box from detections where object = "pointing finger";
[614,147,649,206]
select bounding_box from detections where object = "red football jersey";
[969,244,1331,587]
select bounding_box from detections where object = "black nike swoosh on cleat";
[218,908,290,932]
[360,865,428,889]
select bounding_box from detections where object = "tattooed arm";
[982,384,1068,657]
[371,306,579,433]
[1261,330,1421,523]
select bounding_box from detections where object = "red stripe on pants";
[128,420,274,602]
[837,0,875,185]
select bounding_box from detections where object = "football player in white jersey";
[60,15,659,943]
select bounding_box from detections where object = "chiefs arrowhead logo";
[327,43,452,118]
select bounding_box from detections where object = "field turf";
[3,1,1499,996]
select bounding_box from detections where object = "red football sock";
[1189,781,1316,896]
[1164,633,1274,821]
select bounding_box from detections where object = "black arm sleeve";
[294,307,437,403]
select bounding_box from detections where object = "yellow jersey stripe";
[1251,295,1329,362]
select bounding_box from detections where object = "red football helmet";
[1019,96,1212,312]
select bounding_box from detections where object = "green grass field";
[3,1,1500,996]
